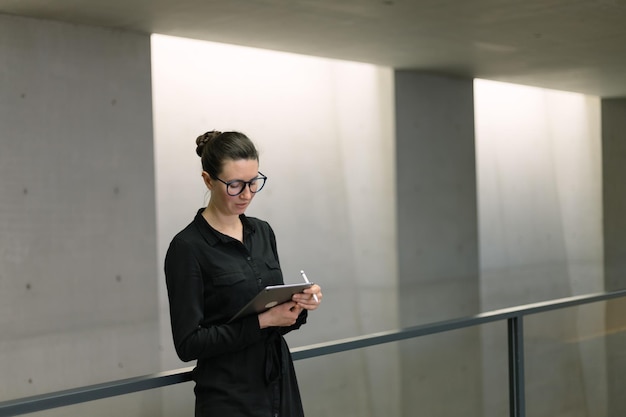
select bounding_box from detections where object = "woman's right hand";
[258,301,303,329]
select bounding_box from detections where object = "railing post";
[508,315,526,417]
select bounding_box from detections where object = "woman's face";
[204,158,260,216]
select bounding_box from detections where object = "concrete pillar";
[603,98,626,290]
[394,71,481,416]
[602,98,626,416]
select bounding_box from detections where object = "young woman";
[165,130,322,417]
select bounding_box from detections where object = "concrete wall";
[602,98,626,291]
[394,71,481,416]
[475,80,605,417]
[0,13,620,417]
[392,75,605,417]
[151,34,398,417]
[0,14,159,416]
[601,98,626,417]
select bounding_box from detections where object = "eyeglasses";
[214,172,267,196]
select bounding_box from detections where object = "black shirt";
[165,209,306,417]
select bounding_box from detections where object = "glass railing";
[2,289,626,417]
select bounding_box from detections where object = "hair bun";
[195,130,222,157]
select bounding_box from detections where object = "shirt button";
[246,256,251,261]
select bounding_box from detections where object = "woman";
[165,130,322,417]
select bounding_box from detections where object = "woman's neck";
[202,205,243,241]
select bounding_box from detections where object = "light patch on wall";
[474,78,602,284]
[151,33,398,417]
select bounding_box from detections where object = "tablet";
[228,282,313,322]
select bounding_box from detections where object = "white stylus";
[300,270,319,303]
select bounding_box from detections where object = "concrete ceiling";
[2,0,626,97]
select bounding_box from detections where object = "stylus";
[300,270,319,303]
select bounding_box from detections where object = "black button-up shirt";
[165,209,306,417]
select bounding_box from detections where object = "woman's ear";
[201,171,213,190]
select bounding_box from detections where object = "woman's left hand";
[292,284,322,310]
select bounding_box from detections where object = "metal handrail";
[2,288,626,417]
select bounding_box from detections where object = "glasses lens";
[250,177,266,193]
[226,181,245,196]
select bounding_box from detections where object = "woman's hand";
[257,284,323,329]
[258,301,303,329]
[292,284,322,311]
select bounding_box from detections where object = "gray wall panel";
[602,98,626,417]
[394,71,481,416]
[0,14,159,412]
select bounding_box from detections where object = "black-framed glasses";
[215,172,267,196]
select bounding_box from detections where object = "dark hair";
[195,130,259,178]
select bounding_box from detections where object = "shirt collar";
[193,208,255,245]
